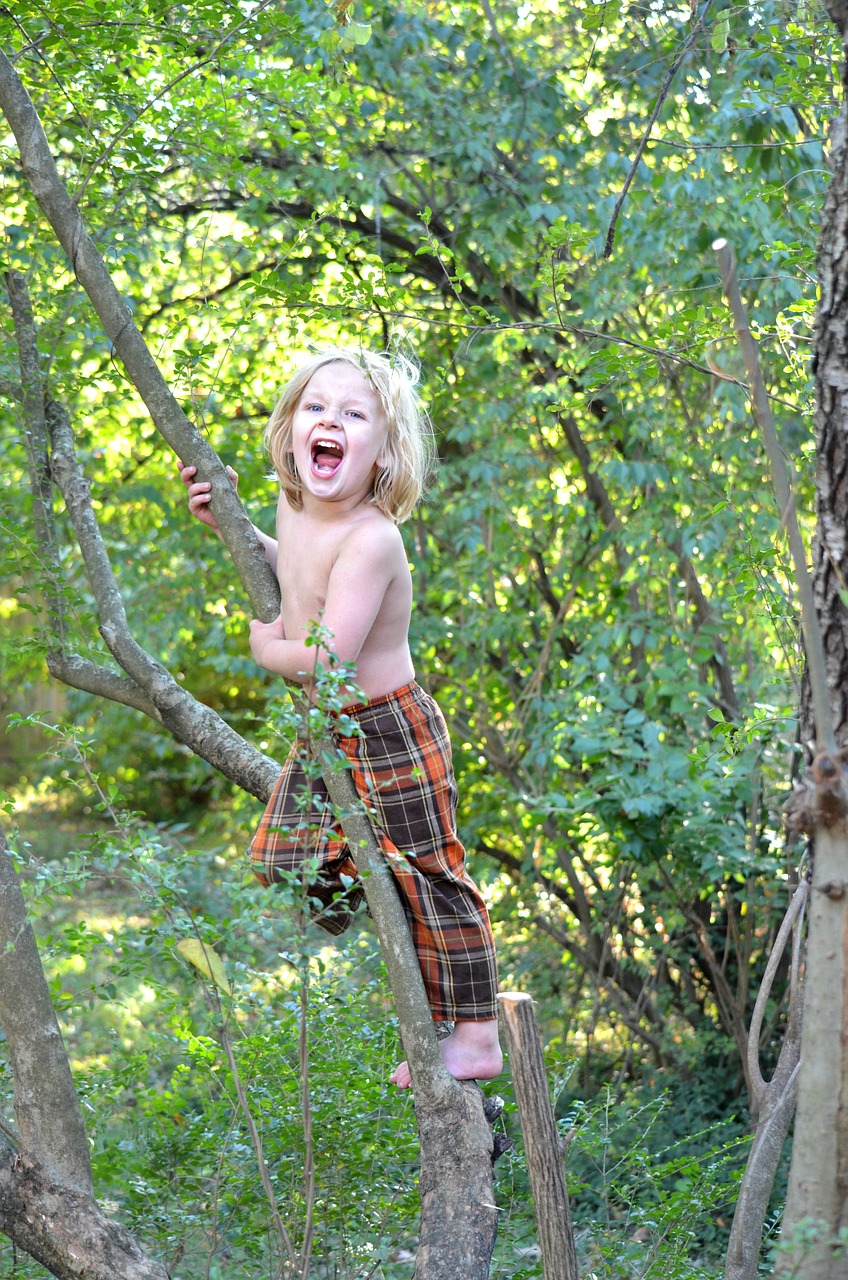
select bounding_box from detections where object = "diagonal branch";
[0,47,278,621]
[714,238,834,754]
[5,269,67,639]
[746,880,807,1106]
[46,400,281,801]
[45,652,159,717]
[604,3,713,258]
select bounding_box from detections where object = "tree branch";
[746,881,807,1106]
[604,4,712,258]
[0,1144,170,1280]
[0,48,278,621]
[5,269,67,641]
[714,238,834,754]
[46,402,281,800]
[45,651,159,718]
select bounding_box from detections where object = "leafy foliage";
[0,0,839,1271]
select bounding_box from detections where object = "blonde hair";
[263,347,435,523]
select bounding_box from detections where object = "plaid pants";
[248,682,499,1022]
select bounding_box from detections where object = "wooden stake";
[498,992,578,1280]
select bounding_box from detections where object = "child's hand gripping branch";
[178,349,502,1090]
[178,461,279,572]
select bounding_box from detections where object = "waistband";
[338,680,421,717]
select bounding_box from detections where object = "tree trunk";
[0,832,91,1197]
[0,1149,169,1280]
[777,2,848,1269]
[776,795,848,1275]
[804,15,848,754]
[0,829,170,1279]
[414,1087,499,1279]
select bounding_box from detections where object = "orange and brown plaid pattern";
[248,681,499,1022]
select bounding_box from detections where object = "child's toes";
[390,1060,412,1089]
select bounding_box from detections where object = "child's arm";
[248,525,398,684]
[177,461,278,572]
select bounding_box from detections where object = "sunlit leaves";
[0,0,832,1094]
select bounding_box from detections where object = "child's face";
[290,363,389,506]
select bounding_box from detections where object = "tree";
[1,7,502,1274]
[0,0,838,1275]
[770,0,848,1271]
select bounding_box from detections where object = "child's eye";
[347,410,364,419]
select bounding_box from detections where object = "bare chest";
[277,520,339,623]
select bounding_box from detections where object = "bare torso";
[276,494,415,702]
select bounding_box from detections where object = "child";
[179,348,501,1089]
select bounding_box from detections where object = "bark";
[47,400,281,802]
[723,884,805,1280]
[724,1074,798,1280]
[806,101,848,753]
[0,1148,169,1280]
[776,769,848,1276]
[0,830,170,1278]
[498,993,577,1280]
[414,1086,499,1280]
[0,830,91,1195]
[775,3,848,1265]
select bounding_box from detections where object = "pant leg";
[247,742,363,935]
[335,684,499,1021]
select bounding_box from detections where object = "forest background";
[0,0,836,1276]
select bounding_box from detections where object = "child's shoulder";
[347,505,404,554]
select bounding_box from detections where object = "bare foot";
[390,1019,503,1090]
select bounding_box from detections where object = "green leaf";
[342,21,372,47]
[711,16,730,53]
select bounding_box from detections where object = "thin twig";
[298,975,315,1280]
[604,3,713,258]
[713,238,836,755]
[74,0,278,204]
[220,1021,299,1276]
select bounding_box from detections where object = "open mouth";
[311,438,344,477]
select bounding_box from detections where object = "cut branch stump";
[498,992,577,1280]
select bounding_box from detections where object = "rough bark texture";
[0,831,91,1196]
[498,994,577,1280]
[0,830,169,1278]
[776,5,848,1269]
[805,30,848,750]
[46,399,282,802]
[0,1148,169,1280]
[414,1085,498,1280]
